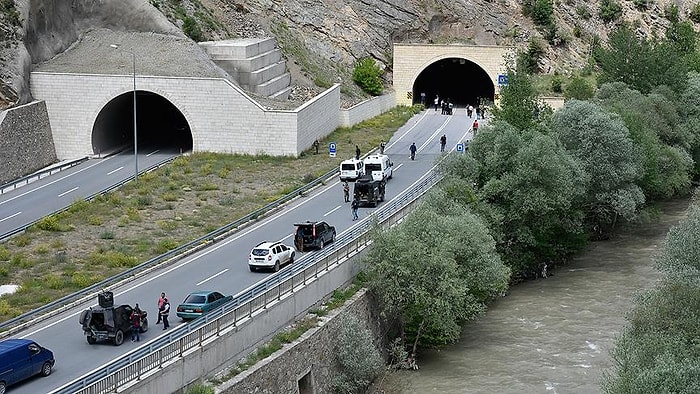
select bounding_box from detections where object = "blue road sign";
[498,74,508,86]
[456,143,464,152]
[329,142,337,157]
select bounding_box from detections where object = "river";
[376,198,691,394]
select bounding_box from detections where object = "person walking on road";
[343,181,350,203]
[160,298,170,330]
[380,140,386,154]
[355,145,361,160]
[156,292,165,324]
[409,142,417,160]
[473,119,479,135]
[440,134,447,152]
[130,304,141,342]
[351,197,359,221]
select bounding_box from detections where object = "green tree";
[602,205,700,393]
[599,0,623,22]
[364,191,508,359]
[531,0,554,26]
[492,70,540,130]
[462,121,587,277]
[352,58,383,96]
[332,314,383,394]
[553,100,645,232]
[564,76,594,100]
[182,16,203,42]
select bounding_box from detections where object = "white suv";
[248,241,295,272]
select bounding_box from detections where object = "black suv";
[353,175,386,207]
[293,221,336,252]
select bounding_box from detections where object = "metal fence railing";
[0,163,340,336]
[0,157,89,195]
[52,165,443,394]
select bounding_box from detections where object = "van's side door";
[27,342,44,377]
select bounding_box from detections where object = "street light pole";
[131,51,138,183]
[111,44,138,182]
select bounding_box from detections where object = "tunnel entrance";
[412,57,494,108]
[92,91,193,155]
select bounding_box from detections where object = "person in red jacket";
[473,119,479,135]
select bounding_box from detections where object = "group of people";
[433,96,454,115]
[128,292,171,343]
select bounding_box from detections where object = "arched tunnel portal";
[412,57,494,108]
[92,91,193,155]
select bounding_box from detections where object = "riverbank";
[375,197,692,394]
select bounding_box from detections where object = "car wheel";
[0,381,6,394]
[331,232,336,243]
[41,361,53,377]
[273,261,280,272]
[87,336,97,344]
[141,317,149,333]
[113,330,124,346]
[289,252,295,264]
[249,265,256,272]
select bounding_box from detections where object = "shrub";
[632,0,648,10]
[332,314,383,394]
[155,239,179,254]
[183,16,204,42]
[599,0,623,23]
[0,246,9,261]
[576,6,591,20]
[565,76,595,99]
[531,0,554,26]
[186,385,215,394]
[100,230,115,240]
[36,216,63,232]
[551,74,563,93]
[690,3,700,23]
[352,58,384,96]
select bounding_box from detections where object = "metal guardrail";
[0,156,179,243]
[53,164,442,394]
[0,163,339,335]
[0,157,89,195]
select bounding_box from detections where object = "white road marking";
[107,167,123,175]
[324,206,342,216]
[0,211,21,223]
[196,269,229,286]
[147,149,160,156]
[386,110,429,149]
[419,116,451,152]
[0,157,112,206]
[394,163,404,172]
[58,187,79,197]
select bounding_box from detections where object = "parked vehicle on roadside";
[293,221,336,252]
[363,154,393,182]
[353,175,386,207]
[339,158,364,181]
[79,291,148,346]
[249,241,295,272]
[0,339,55,393]
[176,290,233,320]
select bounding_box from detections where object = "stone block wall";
[0,101,57,184]
[340,92,396,128]
[214,289,384,394]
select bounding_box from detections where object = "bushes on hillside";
[352,58,384,96]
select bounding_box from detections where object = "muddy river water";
[378,199,691,394]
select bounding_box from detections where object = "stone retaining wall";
[0,101,57,184]
[340,92,396,127]
[211,289,384,394]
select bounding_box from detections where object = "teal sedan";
[176,290,233,320]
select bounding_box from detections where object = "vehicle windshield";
[365,164,381,171]
[341,164,357,170]
[184,294,207,304]
[251,248,270,256]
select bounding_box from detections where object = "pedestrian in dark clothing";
[380,140,386,154]
[409,142,417,160]
[343,181,350,203]
[160,298,170,330]
[440,135,447,152]
[351,198,359,220]
[313,139,319,154]
[130,304,141,342]
[355,145,361,160]
[156,292,165,324]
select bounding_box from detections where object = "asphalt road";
[0,148,181,240]
[7,109,477,393]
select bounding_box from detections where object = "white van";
[339,158,364,181]
[363,154,393,182]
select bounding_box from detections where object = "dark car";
[353,175,386,207]
[293,221,336,252]
[176,290,233,320]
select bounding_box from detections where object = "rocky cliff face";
[0,0,698,109]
